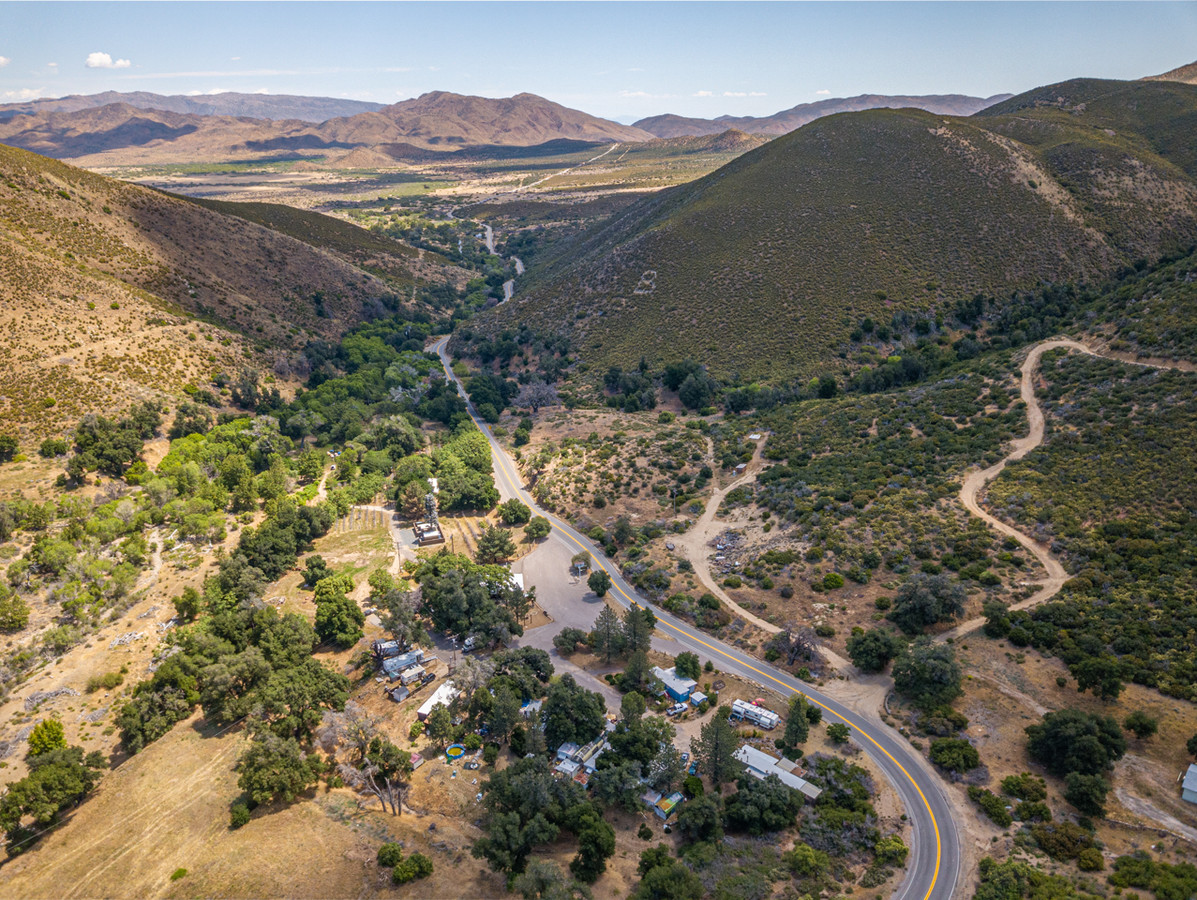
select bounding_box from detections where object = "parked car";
[680,752,690,764]
[688,761,700,776]
[666,703,688,717]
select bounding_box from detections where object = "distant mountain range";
[633,93,1013,138]
[0,91,653,163]
[484,76,1197,383]
[0,88,1016,165]
[0,91,384,123]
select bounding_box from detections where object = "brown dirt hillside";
[1143,59,1197,85]
[0,144,431,438]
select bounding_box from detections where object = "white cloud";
[723,91,747,97]
[230,56,241,61]
[0,56,10,68]
[694,90,715,98]
[86,51,131,69]
[620,90,651,99]
[816,89,831,96]
[3,87,46,101]
[749,92,766,97]
[47,62,58,68]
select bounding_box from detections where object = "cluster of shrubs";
[377,842,433,884]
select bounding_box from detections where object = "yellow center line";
[440,341,943,900]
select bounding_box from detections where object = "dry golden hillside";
[0,144,460,439]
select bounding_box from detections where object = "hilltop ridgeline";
[633,92,1013,138]
[477,77,1197,383]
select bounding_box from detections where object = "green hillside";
[476,78,1197,383]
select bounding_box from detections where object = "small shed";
[1183,764,1197,804]
[690,691,708,707]
[654,792,684,820]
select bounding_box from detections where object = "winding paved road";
[432,337,960,900]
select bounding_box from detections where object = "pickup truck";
[666,703,688,717]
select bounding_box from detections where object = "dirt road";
[674,438,781,634]
[944,337,1185,640]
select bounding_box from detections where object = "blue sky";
[2,2,1196,121]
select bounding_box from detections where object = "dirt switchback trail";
[945,337,1184,640]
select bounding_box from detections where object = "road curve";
[432,337,961,900]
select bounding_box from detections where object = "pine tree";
[623,606,654,653]
[695,708,741,785]
[783,694,810,750]
[591,606,626,662]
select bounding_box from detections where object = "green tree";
[891,638,963,711]
[694,707,740,785]
[392,851,434,884]
[623,605,654,653]
[875,834,909,866]
[543,675,606,750]
[553,627,588,655]
[0,435,18,463]
[477,524,517,564]
[27,719,67,757]
[589,605,625,662]
[378,842,404,867]
[302,555,331,588]
[490,684,522,745]
[313,576,365,648]
[929,737,980,772]
[589,762,643,812]
[675,792,723,844]
[587,569,611,598]
[621,650,653,694]
[425,704,453,750]
[631,849,704,900]
[826,723,850,744]
[845,627,903,672]
[512,861,590,900]
[172,586,202,622]
[524,517,551,541]
[0,746,105,851]
[235,734,319,805]
[1025,709,1127,777]
[1188,733,1197,758]
[569,808,616,883]
[724,773,804,835]
[1123,710,1159,740]
[1064,772,1110,817]
[620,691,646,725]
[674,651,701,681]
[782,694,810,749]
[0,588,31,632]
[499,499,532,525]
[887,574,966,634]
[1073,656,1124,701]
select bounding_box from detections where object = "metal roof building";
[734,744,822,801]
[1183,763,1197,804]
[650,666,698,702]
